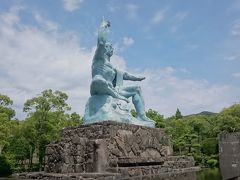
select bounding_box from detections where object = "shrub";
[206,159,218,168]
[0,155,12,176]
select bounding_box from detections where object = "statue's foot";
[138,115,154,122]
[136,115,155,127]
[118,95,129,103]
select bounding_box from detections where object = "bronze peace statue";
[83,19,155,128]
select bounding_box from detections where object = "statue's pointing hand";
[100,19,110,29]
[137,76,146,81]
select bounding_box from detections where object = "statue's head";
[105,42,113,57]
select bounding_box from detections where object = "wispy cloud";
[231,19,240,36]
[0,5,24,26]
[123,37,134,46]
[170,11,189,33]
[175,11,188,21]
[151,9,167,24]
[185,43,199,51]
[227,0,240,12]
[107,1,119,13]
[0,6,124,119]
[170,26,177,33]
[62,0,84,12]
[233,72,240,79]
[126,3,138,19]
[140,68,240,116]
[34,13,58,31]
[225,54,240,61]
[1,6,239,119]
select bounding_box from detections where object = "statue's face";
[105,43,113,57]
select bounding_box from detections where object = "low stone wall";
[13,172,120,180]
[14,167,200,180]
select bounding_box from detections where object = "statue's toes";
[139,115,155,123]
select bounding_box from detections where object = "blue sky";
[0,0,240,119]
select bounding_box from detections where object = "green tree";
[184,133,199,153]
[175,108,183,120]
[146,109,165,128]
[201,138,218,156]
[0,114,10,155]
[0,94,15,120]
[172,135,186,155]
[0,155,12,176]
[0,94,15,155]
[165,118,190,154]
[216,104,240,133]
[69,112,83,126]
[23,89,71,170]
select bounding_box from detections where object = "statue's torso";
[92,60,116,83]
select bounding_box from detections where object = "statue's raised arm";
[98,18,110,45]
[95,19,111,58]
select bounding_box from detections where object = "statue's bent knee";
[90,75,108,95]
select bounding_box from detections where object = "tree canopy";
[0,89,239,175]
[0,90,82,175]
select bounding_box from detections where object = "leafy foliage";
[146,109,165,128]
[0,94,15,119]
[0,90,239,173]
[0,94,16,155]
[22,89,82,170]
[0,90,82,173]
[215,104,240,133]
[175,108,183,120]
[0,155,12,176]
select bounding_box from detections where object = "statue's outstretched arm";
[123,72,145,81]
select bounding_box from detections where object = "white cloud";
[170,11,189,34]
[185,43,199,51]
[62,0,84,12]
[227,0,240,13]
[231,20,240,36]
[151,9,167,24]
[123,37,134,46]
[34,13,58,31]
[179,68,190,74]
[0,5,24,26]
[107,2,119,13]
[0,7,124,119]
[0,6,239,120]
[170,26,177,33]
[233,72,240,79]
[225,54,240,61]
[139,68,240,116]
[126,3,138,19]
[175,12,188,21]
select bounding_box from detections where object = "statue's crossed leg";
[118,85,155,123]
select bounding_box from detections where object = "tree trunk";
[38,146,42,171]
[29,145,33,169]
[0,144,4,155]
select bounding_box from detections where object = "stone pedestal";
[42,121,199,179]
